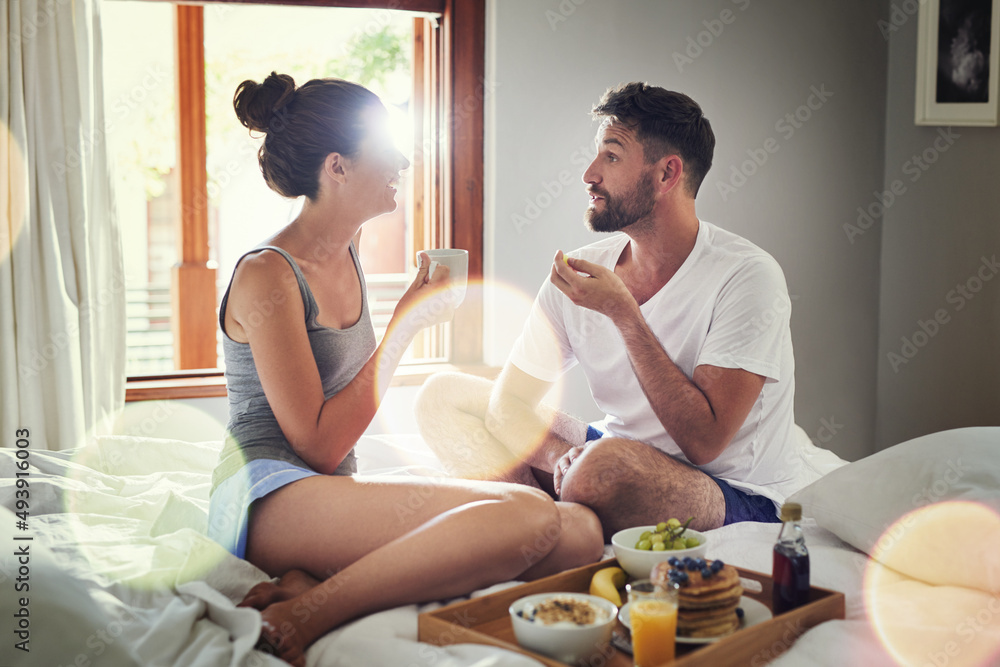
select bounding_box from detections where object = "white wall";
[876,8,1000,448]
[486,0,889,461]
[142,2,896,460]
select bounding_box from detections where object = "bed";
[2,426,998,666]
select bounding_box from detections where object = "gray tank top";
[211,244,377,492]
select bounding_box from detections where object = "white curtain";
[1,0,124,451]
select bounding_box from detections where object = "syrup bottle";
[772,502,810,614]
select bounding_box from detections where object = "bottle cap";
[780,502,802,522]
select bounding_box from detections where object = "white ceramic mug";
[418,248,468,306]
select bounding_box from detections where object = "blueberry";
[711,560,724,572]
[668,557,681,567]
[736,607,745,619]
[682,557,694,566]
[676,571,689,584]
[686,561,700,571]
[700,567,712,578]
[694,558,706,569]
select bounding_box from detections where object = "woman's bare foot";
[255,595,328,667]
[239,569,321,610]
[256,611,306,667]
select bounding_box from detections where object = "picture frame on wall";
[915,0,1000,125]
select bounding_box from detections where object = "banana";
[589,566,627,607]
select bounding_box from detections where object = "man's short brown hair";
[592,82,715,197]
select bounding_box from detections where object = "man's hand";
[550,251,638,322]
[553,445,586,496]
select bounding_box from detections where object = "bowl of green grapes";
[611,518,709,580]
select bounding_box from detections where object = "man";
[416,82,810,539]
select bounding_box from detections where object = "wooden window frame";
[124,0,485,400]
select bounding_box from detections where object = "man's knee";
[559,439,634,510]
[414,372,479,426]
[414,371,462,411]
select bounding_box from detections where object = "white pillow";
[788,427,1000,592]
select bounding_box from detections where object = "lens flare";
[864,501,1000,667]
[375,275,569,482]
[477,277,569,477]
[371,277,467,402]
[64,401,234,589]
[2,120,28,264]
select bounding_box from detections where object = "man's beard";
[584,172,656,233]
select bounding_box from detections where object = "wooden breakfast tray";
[418,557,845,666]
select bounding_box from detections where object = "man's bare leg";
[414,372,587,489]
[558,437,726,541]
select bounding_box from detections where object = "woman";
[206,72,604,666]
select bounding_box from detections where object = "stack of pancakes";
[651,559,743,638]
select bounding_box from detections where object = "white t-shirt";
[509,220,810,510]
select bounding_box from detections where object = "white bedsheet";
[1,434,993,666]
[0,435,547,667]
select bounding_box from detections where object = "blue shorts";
[207,459,320,559]
[584,426,779,525]
[710,476,781,524]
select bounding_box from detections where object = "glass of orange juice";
[627,579,678,666]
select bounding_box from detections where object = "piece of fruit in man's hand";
[589,566,627,607]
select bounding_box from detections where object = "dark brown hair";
[592,82,715,197]
[233,72,382,199]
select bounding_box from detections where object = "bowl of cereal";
[611,520,709,580]
[509,592,618,663]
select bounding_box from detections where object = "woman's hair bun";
[233,72,296,133]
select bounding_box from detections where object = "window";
[104,0,484,390]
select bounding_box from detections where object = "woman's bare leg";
[244,475,603,665]
[519,501,606,580]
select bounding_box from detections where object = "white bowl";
[611,525,709,580]
[508,592,618,664]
